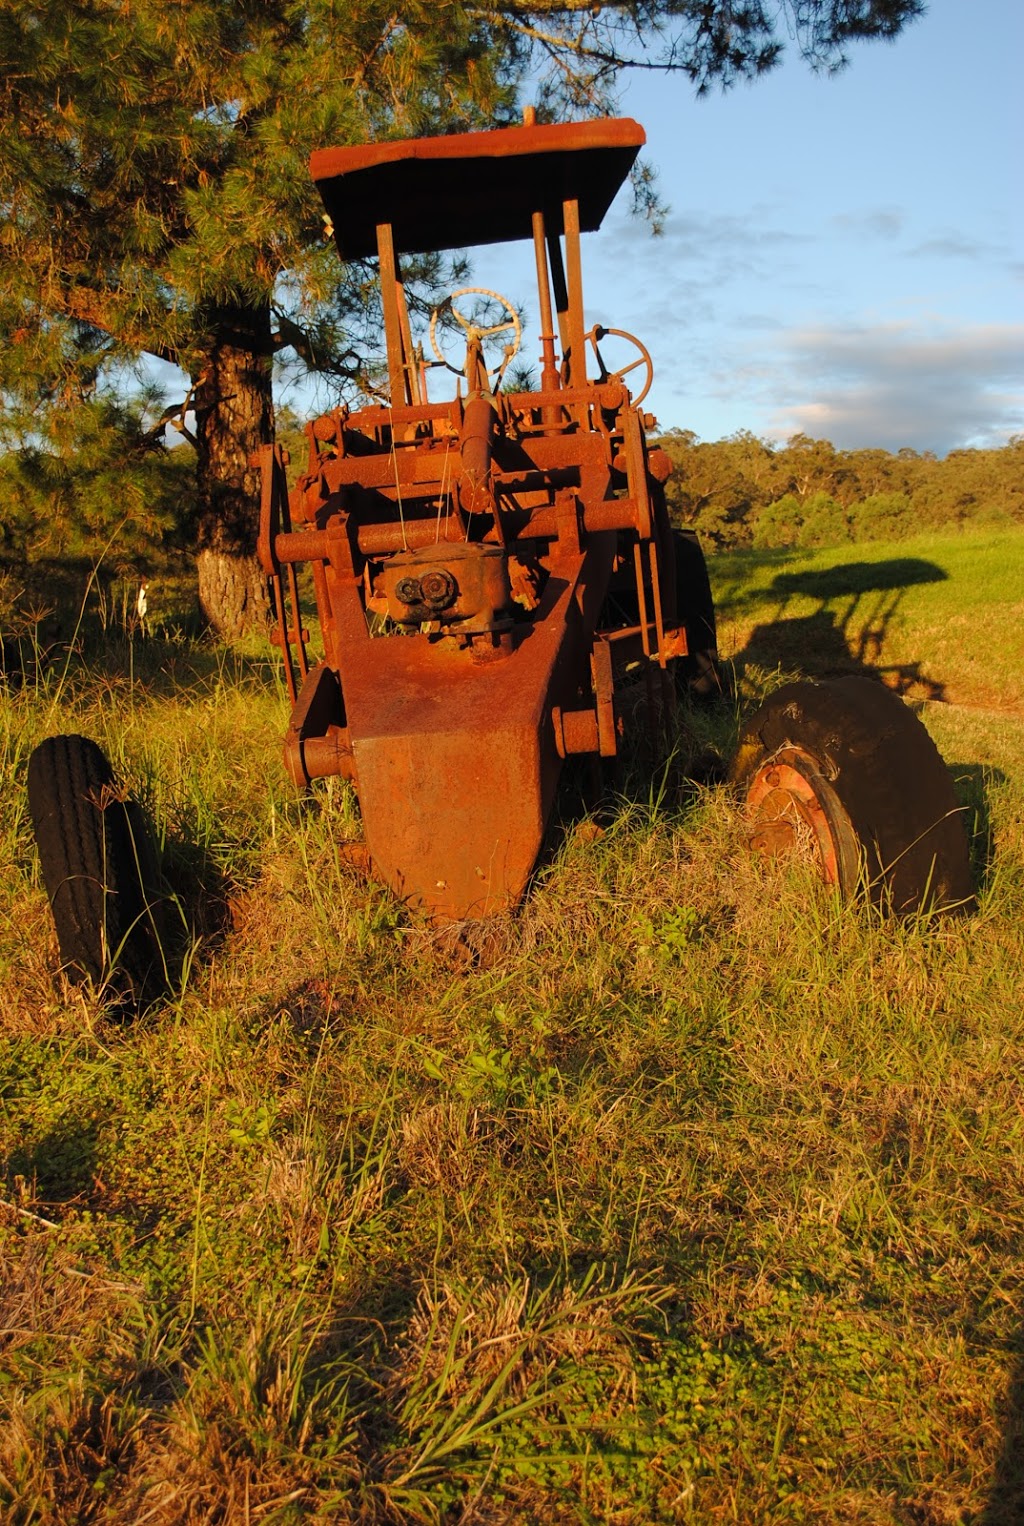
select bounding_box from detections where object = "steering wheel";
[562,325,654,405]
[429,286,522,384]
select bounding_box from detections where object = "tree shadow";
[948,761,1006,892]
[85,634,287,700]
[157,833,234,983]
[4,1118,99,1205]
[730,557,949,700]
[983,1341,1024,1523]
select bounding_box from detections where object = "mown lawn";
[1,527,1022,1524]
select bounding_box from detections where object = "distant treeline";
[657,431,1024,551]
[3,417,1022,572]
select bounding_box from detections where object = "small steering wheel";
[429,286,522,384]
[562,325,654,405]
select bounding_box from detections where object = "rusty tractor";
[22,115,972,1014]
[256,113,973,923]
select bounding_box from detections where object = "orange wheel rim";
[745,746,859,892]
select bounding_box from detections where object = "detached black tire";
[731,677,973,914]
[673,528,726,703]
[27,734,167,1005]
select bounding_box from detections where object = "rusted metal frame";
[633,460,677,724]
[618,398,673,733]
[275,484,639,564]
[620,405,653,540]
[554,487,582,555]
[311,442,471,493]
[291,512,372,667]
[646,538,668,672]
[647,535,676,739]
[376,221,413,406]
[344,399,461,431]
[632,540,652,662]
[562,199,589,426]
[546,230,571,357]
[550,523,618,758]
[257,442,304,705]
[601,619,683,652]
[284,431,618,558]
[285,563,310,686]
[629,534,673,745]
[487,477,511,549]
[531,209,561,399]
[652,487,680,629]
[310,559,338,668]
[256,443,278,573]
[343,385,601,440]
[270,576,297,705]
[277,458,311,690]
[591,638,617,756]
[395,279,423,407]
[498,494,630,542]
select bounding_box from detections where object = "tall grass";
[1,530,1023,1522]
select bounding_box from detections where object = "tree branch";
[271,311,362,379]
[56,286,182,368]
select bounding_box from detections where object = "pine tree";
[0,0,924,636]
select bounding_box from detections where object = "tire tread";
[27,734,165,1002]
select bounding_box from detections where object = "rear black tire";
[27,734,167,1006]
[731,677,973,914]
[672,528,727,703]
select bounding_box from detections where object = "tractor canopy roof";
[311,117,645,260]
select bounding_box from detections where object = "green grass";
[1,528,1023,1523]
[713,524,1024,713]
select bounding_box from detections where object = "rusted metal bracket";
[591,638,618,756]
[284,663,356,788]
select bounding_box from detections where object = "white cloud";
[764,321,1024,452]
[831,208,905,240]
[905,233,1007,261]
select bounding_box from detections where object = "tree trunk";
[193,301,275,640]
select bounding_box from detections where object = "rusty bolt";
[420,569,457,609]
[647,448,673,483]
[395,576,423,605]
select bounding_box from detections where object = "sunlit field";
[2,526,1022,1523]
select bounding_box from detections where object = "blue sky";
[159,0,1020,457]
[475,0,1023,454]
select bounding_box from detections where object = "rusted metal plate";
[311,118,645,257]
[337,552,598,919]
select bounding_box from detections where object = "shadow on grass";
[984,1341,1024,1523]
[159,834,235,981]
[4,1117,99,1204]
[982,1342,1024,1519]
[726,555,949,699]
[949,762,1006,892]
[2,552,291,701]
[85,633,286,699]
